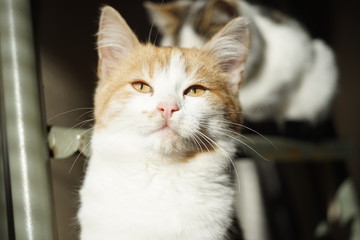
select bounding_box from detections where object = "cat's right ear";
[144,1,191,35]
[203,17,249,94]
[97,6,140,79]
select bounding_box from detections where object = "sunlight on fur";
[77,5,251,240]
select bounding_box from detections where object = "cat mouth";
[153,123,178,135]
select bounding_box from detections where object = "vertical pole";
[0,0,57,239]
[0,112,11,240]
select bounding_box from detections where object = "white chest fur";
[79,150,235,240]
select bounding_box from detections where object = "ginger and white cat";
[145,0,338,124]
[78,6,249,240]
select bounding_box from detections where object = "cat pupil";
[184,85,206,97]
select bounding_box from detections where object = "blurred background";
[30,0,359,239]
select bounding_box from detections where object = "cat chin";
[151,125,178,135]
[150,133,185,153]
[149,131,198,157]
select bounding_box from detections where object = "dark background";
[31,0,359,239]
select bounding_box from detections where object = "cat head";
[94,6,248,158]
[144,0,240,48]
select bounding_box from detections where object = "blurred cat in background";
[145,2,339,240]
[145,0,338,126]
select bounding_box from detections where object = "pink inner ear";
[223,59,241,72]
[98,6,140,63]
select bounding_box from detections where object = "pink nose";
[157,102,179,120]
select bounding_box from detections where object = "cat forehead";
[150,51,189,88]
[125,45,224,86]
[146,47,188,80]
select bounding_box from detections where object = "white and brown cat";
[145,0,338,125]
[78,6,249,240]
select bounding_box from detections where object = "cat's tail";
[284,39,338,123]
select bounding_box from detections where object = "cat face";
[94,6,248,157]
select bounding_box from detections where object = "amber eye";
[132,81,152,93]
[184,85,207,97]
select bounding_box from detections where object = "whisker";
[147,0,165,44]
[204,111,243,116]
[211,127,270,161]
[68,152,84,175]
[208,125,255,149]
[148,24,153,43]
[196,131,216,152]
[215,119,276,149]
[196,130,241,192]
[64,119,95,135]
[194,133,211,153]
[188,135,204,153]
[65,127,94,154]
[240,125,277,149]
[76,110,94,122]
[68,140,92,175]
[77,119,95,129]
[48,107,94,121]
[147,16,156,43]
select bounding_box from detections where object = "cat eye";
[184,85,207,97]
[131,81,152,93]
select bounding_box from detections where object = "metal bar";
[48,126,92,159]
[243,135,357,162]
[0,101,11,240]
[0,0,57,239]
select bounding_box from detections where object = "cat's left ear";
[97,6,140,79]
[203,17,249,92]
